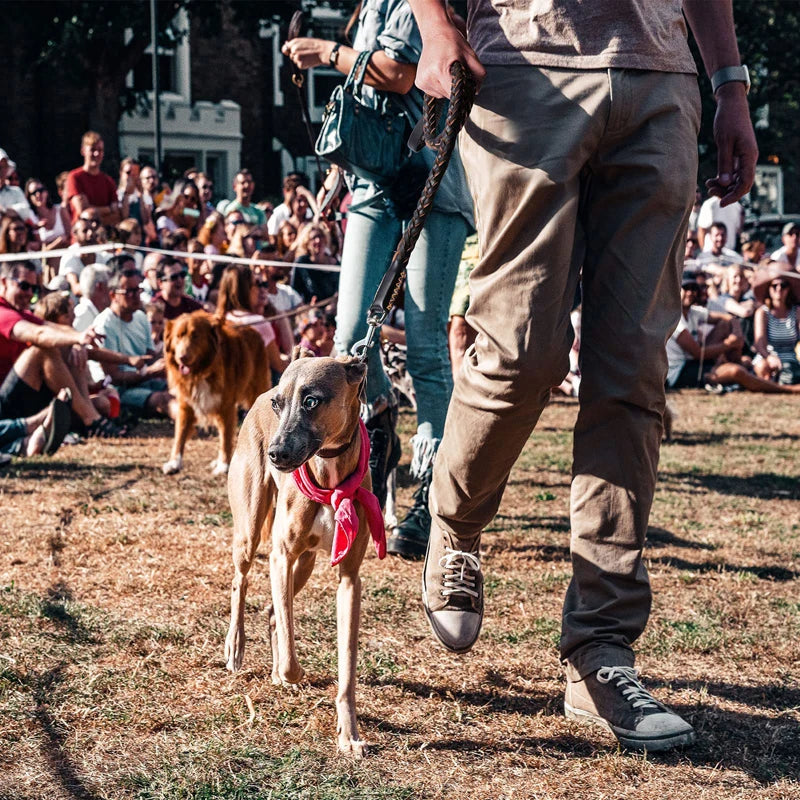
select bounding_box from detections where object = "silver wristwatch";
[711,65,750,95]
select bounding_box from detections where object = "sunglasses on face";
[683,283,700,292]
[227,219,245,226]
[29,187,45,195]
[256,279,272,288]
[121,268,141,278]
[12,278,36,292]
[770,282,790,290]
[115,287,143,297]
[164,271,188,283]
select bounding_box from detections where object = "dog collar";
[316,423,359,459]
[292,419,386,566]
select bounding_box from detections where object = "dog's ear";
[291,345,316,361]
[342,358,367,403]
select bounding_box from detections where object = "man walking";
[409,0,757,751]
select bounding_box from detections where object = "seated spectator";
[665,273,744,389]
[186,239,210,303]
[253,252,299,356]
[225,219,255,259]
[116,217,145,271]
[771,222,799,271]
[0,211,38,257]
[197,211,226,254]
[222,210,247,254]
[157,256,203,320]
[286,187,316,239]
[0,259,122,437]
[695,221,742,268]
[65,131,122,228]
[291,223,339,304]
[73,264,111,332]
[0,149,34,221]
[144,302,165,356]
[741,239,765,265]
[92,270,175,418]
[296,311,326,356]
[0,387,72,458]
[214,264,286,374]
[26,178,70,281]
[267,172,309,238]
[708,263,757,349]
[752,266,800,385]
[216,169,267,226]
[58,218,108,296]
[140,252,162,303]
[275,220,298,260]
[155,179,200,242]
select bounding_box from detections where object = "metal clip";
[351,317,385,362]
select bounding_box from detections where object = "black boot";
[387,467,431,560]
[364,405,401,510]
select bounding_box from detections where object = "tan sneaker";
[565,666,696,751]
[421,523,483,653]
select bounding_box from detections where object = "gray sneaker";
[421,523,483,653]
[564,666,696,751]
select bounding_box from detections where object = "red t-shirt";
[65,168,117,223]
[162,295,204,321]
[0,297,43,383]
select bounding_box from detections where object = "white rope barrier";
[0,242,341,273]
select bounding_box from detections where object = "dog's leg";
[224,450,274,672]
[335,542,369,758]
[163,402,196,475]
[268,550,316,684]
[211,408,237,476]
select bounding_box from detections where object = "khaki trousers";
[431,66,700,679]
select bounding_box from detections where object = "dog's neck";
[306,420,362,490]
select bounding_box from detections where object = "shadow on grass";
[6,461,143,479]
[30,665,101,800]
[670,430,800,446]
[660,470,800,500]
[646,526,716,551]
[648,554,798,581]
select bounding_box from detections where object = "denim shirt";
[351,0,475,227]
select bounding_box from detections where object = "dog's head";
[164,311,220,378]
[266,350,366,471]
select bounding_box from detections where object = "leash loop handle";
[359,62,475,357]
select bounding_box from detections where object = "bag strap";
[344,49,374,95]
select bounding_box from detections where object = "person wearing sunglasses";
[0,260,126,439]
[157,257,203,321]
[91,269,175,421]
[25,178,71,255]
[752,265,800,386]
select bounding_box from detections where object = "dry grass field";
[1,390,798,800]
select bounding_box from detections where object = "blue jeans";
[335,190,467,471]
[0,417,26,455]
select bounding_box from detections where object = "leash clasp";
[351,310,387,362]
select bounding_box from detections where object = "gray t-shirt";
[352,0,474,226]
[468,0,697,74]
[90,307,153,383]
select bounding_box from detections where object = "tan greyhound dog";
[224,349,385,757]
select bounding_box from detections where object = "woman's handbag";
[315,49,412,185]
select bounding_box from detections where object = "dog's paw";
[337,735,368,759]
[162,457,182,475]
[224,629,245,672]
[272,664,305,686]
[210,459,230,476]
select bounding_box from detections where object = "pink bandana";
[292,419,386,566]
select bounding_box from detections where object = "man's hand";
[127,355,150,370]
[706,84,758,207]
[414,25,485,98]
[144,357,166,378]
[79,327,103,349]
[282,37,333,70]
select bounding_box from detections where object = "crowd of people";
[1,131,798,466]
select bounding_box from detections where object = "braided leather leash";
[352,61,475,361]
[288,10,326,183]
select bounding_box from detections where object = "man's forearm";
[407,0,452,37]
[683,0,742,78]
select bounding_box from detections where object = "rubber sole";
[564,702,696,751]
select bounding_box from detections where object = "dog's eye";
[270,398,281,414]
[302,396,319,411]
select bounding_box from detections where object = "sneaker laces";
[439,547,481,599]
[596,666,662,711]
